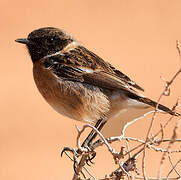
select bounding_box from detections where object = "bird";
[15,27,179,147]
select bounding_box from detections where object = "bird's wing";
[78,46,144,91]
[44,46,143,94]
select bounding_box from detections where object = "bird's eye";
[46,37,54,44]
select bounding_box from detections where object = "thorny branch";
[62,42,181,180]
[142,40,181,180]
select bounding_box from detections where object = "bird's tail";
[127,93,180,116]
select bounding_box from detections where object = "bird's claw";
[61,147,80,157]
[86,151,96,166]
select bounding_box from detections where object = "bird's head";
[15,27,74,63]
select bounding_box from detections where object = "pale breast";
[33,59,110,125]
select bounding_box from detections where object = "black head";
[15,27,74,63]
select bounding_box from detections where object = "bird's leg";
[81,119,107,165]
[86,120,106,147]
[81,118,103,148]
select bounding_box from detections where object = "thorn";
[75,125,81,133]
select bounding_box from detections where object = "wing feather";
[44,46,143,93]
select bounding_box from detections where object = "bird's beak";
[15,38,29,44]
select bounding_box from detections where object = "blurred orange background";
[1,0,181,179]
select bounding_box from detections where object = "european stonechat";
[15,27,179,146]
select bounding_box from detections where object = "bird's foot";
[85,149,96,166]
[61,146,96,174]
[76,145,97,166]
